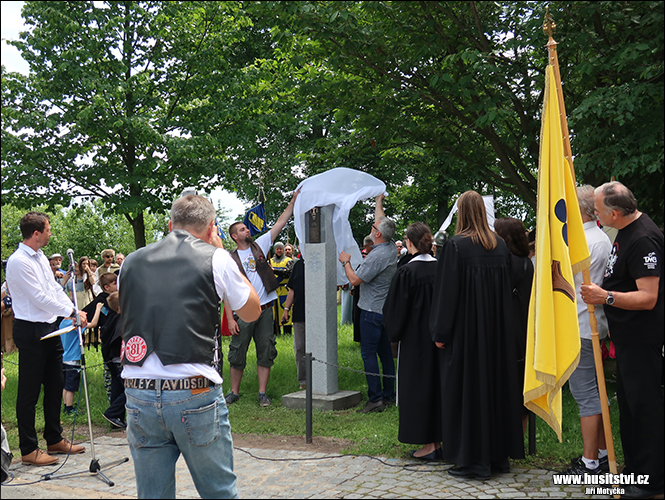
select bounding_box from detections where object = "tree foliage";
[256,0,663,227]
[0,200,168,282]
[2,1,662,250]
[2,1,274,247]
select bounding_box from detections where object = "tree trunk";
[126,211,147,249]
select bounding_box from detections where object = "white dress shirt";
[6,243,74,323]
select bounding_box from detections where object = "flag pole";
[543,8,618,478]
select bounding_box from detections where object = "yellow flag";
[523,65,590,440]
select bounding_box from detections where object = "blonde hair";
[455,191,497,251]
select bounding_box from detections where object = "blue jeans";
[125,384,238,499]
[359,310,395,403]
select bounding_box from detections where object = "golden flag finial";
[543,6,556,38]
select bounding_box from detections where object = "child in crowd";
[100,291,125,429]
[60,303,103,415]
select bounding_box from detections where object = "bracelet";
[283,307,290,311]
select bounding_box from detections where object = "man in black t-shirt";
[581,181,663,498]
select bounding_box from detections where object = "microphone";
[66,249,76,271]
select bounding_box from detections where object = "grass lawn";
[1,305,623,470]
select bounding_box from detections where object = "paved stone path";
[1,436,608,499]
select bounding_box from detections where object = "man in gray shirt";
[339,195,397,413]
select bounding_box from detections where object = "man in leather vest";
[225,189,299,407]
[119,195,260,499]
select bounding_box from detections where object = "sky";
[1,0,248,221]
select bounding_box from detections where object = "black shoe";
[409,448,442,461]
[356,400,385,414]
[562,456,603,475]
[448,464,491,480]
[258,392,271,407]
[570,454,609,472]
[225,391,240,405]
[103,414,127,429]
[621,484,664,499]
[382,397,396,407]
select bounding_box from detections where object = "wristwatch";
[342,261,350,267]
[605,291,615,306]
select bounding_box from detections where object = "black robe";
[430,235,525,466]
[508,253,534,413]
[383,255,442,445]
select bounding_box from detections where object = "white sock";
[582,456,599,469]
[598,449,608,459]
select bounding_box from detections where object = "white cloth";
[293,167,387,286]
[92,268,102,295]
[6,243,74,323]
[438,195,495,233]
[235,232,278,306]
[575,221,612,340]
[121,245,251,384]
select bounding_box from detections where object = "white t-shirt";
[122,246,251,384]
[235,232,277,306]
[574,221,612,340]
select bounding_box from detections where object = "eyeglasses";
[371,224,379,233]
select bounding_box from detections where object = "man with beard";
[270,242,293,335]
[225,190,299,407]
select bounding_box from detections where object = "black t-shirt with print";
[602,213,664,344]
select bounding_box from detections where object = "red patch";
[124,336,147,363]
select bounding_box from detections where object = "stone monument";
[281,205,361,411]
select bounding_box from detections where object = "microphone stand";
[46,250,128,486]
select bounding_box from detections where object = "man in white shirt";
[6,212,88,466]
[225,190,299,407]
[119,195,260,498]
[563,186,612,476]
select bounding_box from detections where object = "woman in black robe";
[494,217,534,434]
[430,191,525,479]
[383,223,442,460]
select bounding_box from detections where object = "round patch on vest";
[124,336,147,363]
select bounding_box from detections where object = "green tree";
[256,1,663,226]
[559,1,664,225]
[2,1,272,248]
[1,201,169,279]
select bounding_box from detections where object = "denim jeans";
[359,310,395,403]
[125,384,238,499]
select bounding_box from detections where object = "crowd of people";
[340,184,662,495]
[1,180,662,499]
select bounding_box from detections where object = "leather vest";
[119,230,219,367]
[230,241,279,294]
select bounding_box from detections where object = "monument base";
[281,390,362,411]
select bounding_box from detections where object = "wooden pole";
[543,8,618,480]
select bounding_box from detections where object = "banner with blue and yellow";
[243,203,267,236]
